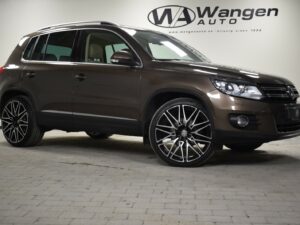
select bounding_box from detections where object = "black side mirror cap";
[111,50,137,66]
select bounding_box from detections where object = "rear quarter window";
[23,37,38,60]
[32,35,48,60]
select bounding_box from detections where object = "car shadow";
[1,134,298,166]
[38,135,155,158]
[32,135,299,166]
[36,135,158,165]
[207,149,299,166]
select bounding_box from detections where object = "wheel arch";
[0,89,37,114]
[141,88,213,139]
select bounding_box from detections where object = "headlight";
[212,79,263,100]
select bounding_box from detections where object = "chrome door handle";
[75,73,87,81]
[24,71,35,78]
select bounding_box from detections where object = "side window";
[80,30,132,64]
[23,37,38,60]
[32,35,48,60]
[45,31,76,61]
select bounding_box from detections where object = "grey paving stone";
[0,131,299,225]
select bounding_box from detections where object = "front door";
[72,29,142,134]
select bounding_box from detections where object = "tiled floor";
[0,131,299,225]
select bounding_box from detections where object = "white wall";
[0,0,299,88]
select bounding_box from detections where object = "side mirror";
[111,50,136,66]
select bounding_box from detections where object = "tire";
[1,96,44,147]
[225,143,263,152]
[86,131,111,139]
[149,98,218,167]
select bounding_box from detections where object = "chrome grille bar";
[260,85,299,100]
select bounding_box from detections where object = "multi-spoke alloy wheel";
[1,96,44,147]
[149,98,216,166]
[2,100,29,144]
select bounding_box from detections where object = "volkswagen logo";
[287,86,296,99]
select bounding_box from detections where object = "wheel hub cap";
[181,129,188,138]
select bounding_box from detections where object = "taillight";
[0,66,4,74]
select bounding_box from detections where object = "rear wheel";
[86,131,111,139]
[226,143,263,152]
[1,96,44,147]
[149,98,218,167]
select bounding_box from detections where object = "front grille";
[260,84,299,102]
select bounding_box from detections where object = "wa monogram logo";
[148,5,196,28]
[148,5,279,28]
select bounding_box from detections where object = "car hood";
[155,61,293,86]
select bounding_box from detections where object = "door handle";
[75,73,87,81]
[24,71,36,78]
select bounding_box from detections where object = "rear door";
[21,30,77,129]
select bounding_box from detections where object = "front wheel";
[1,96,44,147]
[225,143,263,152]
[149,98,218,167]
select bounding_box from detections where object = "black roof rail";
[38,21,118,31]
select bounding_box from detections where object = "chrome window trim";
[41,110,138,122]
[20,59,139,68]
[21,27,143,68]
[20,60,76,66]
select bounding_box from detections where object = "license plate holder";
[287,105,300,121]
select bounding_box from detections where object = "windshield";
[122,28,210,63]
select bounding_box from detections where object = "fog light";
[236,115,250,128]
[229,114,251,128]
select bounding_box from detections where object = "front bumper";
[208,91,300,144]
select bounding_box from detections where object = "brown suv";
[0,21,299,166]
